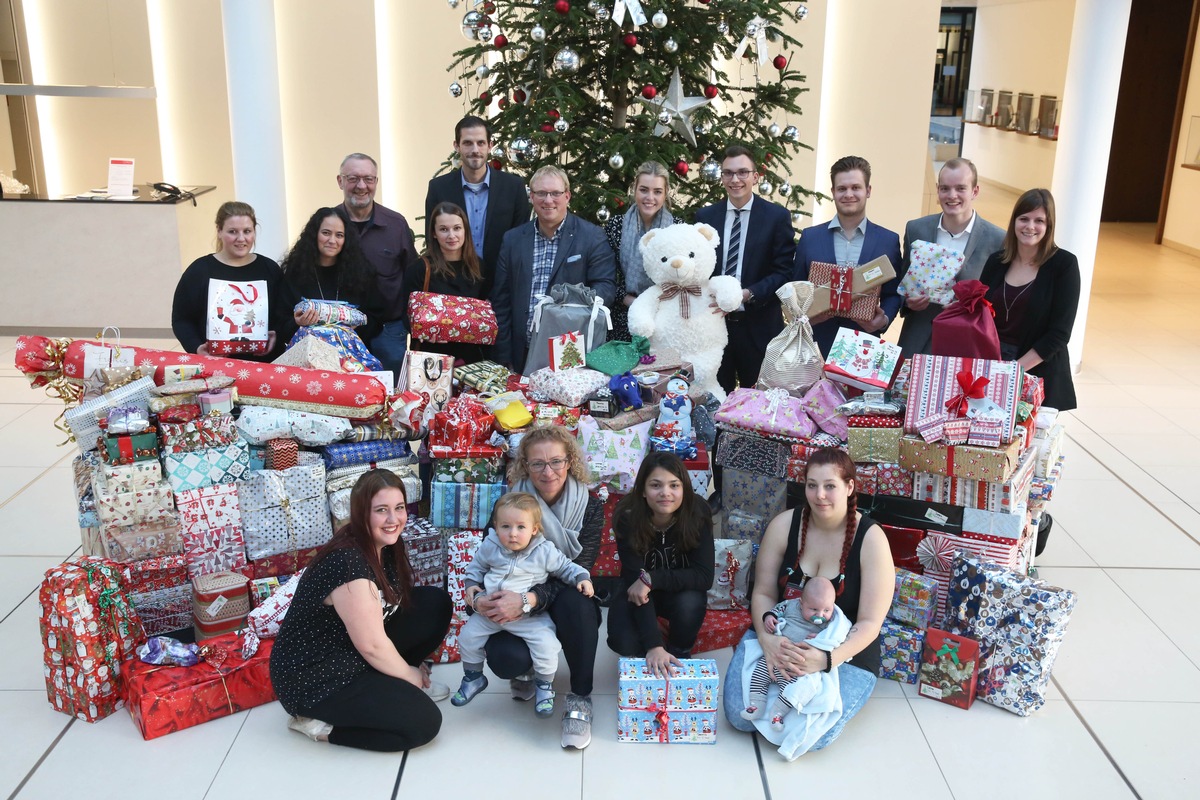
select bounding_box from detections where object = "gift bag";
[756,281,825,396]
[931,280,1002,360]
[708,539,752,610]
[586,335,651,376]
[286,324,382,372]
[206,280,270,356]
[81,327,135,400]
[524,283,612,375]
[577,414,653,493]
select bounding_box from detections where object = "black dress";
[603,218,632,342]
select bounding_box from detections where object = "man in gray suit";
[491,165,616,369]
[895,157,1006,356]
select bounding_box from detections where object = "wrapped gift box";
[325,457,420,496]
[897,241,964,306]
[529,366,608,408]
[249,576,285,606]
[722,509,769,551]
[898,435,1022,484]
[577,415,653,494]
[101,460,163,494]
[889,568,938,629]
[879,619,926,684]
[454,360,513,394]
[431,454,506,484]
[124,633,276,739]
[592,490,624,578]
[1034,423,1065,479]
[807,256,897,323]
[322,439,413,469]
[530,402,584,434]
[1021,373,1045,410]
[689,608,753,653]
[250,546,320,579]
[962,504,1029,541]
[164,364,205,384]
[239,463,334,561]
[182,524,249,579]
[120,554,188,594]
[946,553,1076,716]
[130,584,192,637]
[918,627,980,709]
[912,445,1036,513]
[265,438,299,470]
[903,354,1023,445]
[967,415,1004,448]
[430,615,468,664]
[722,469,786,532]
[875,463,913,496]
[715,388,817,441]
[917,531,1028,623]
[192,570,251,641]
[430,482,506,530]
[618,708,717,744]
[158,413,238,455]
[235,406,352,446]
[63,376,156,452]
[101,429,159,466]
[273,334,343,372]
[800,379,850,440]
[175,482,243,537]
[848,426,902,464]
[402,518,444,573]
[162,440,251,493]
[824,328,903,392]
[708,539,752,610]
[618,658,719,711]
[199,389,233,415]
[149,393,199,414]
[715,429,791,479]
[596,402,660,431]
[428,396,496,451]
[93,476,176,530]
[409,291,498,345]
[880,524,927,575]
[100,520,182,562]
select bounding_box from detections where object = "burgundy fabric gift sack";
[931,280,1001,360]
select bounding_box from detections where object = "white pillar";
[220,0,288,260]
[1051,0,1132,370]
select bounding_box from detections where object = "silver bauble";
[596,207,611,222]
[447,0,460,9]
[658,111,672,125]
[587,0,602,11]
[509,137,539,165]
[608,153,625,170]
[717,18,729,35]
[796,4,810,21]
[553,48,581,74]
[778,182,793,197]
[768,123,781,138]
[664,38,678,53]
[792,212,805,226]
[652,11,668,29]
[461,11,484,40]
[554,118,570,133]
[449,81,463,98]
[512,46,529,61]
[530,25,547,42]
[476,65,491,80]
[758,179,773,196]
[490,145,505,160]
[478,26,493,42]
[694,121,710,136]
[700,159,722,183]
[783,125,800,143]
[596,7,610,22]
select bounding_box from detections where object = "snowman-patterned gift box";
[823,327,902,393]
[617,657,719,744]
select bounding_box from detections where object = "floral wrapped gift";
[715,387,817,441]
[918,627,980,709]
[879,619,926,684]
[823,328,903,393]
[158,412,238,454]
[897,240,965,305]
[577,415,653,494]
[124,632,276,740]
[321,438,413,469]
[239,463,334,561]
[902,354,1023,444]
[429,482,506,530]
[235,405,351,446]
[528,366,609,408]
[889,568,938,629]
[162,439,251,493]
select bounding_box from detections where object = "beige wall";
[961,0,1075,193]
[1163,31,1200,253]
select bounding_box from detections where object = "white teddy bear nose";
[669,257,686,270]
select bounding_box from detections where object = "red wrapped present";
[182,525,249,580]
[881,525,927,575]
[807,257,896,324]
[430,615,467,664]
[903,354,1023,445]
[667,608,752,654]
[531,402,584,434]
[1021,373,1045,410]
[428,396,495,451]
[918,628,980,710]
[120,554,189,594]
[157,404,202,424]
[428,443,505,460]
[847,415,902,428]
[250,546,320,579]
[265,438,299,470]
[681,442,709,471]
[855,464,878,495]
[591,489,625,577]
[409,291,498,345]
[158,413,238,454]
[930,280,1001,360]
[124,633,276,739]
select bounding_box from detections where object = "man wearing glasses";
[695,144,796,394]
[491,165,616,370]
[792,155,902,356]
[336,152,418,377]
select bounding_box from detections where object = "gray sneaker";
[561,693,592,750]
[510,673,536,702]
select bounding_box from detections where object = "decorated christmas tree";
[442,0,818,223]
[559,337,585,368]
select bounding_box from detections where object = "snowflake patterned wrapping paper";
[431,454,506,484]
[577,415,653,493]
[902,354,1023,444]
[878,619,926,684]
[235,406,352,446]
[689,608,753,653]
[124,633,276,739]
[158,413,238,454]
[162,440,251,493]
[848,426,903,464]
[889,568,939,630]
[99,520,182,562]
[529,365,609,408]
[321,438,413,469]
[823,328,903,393]
[897,240,965,305]
[714,387,817,441]
[62,376,156,452]
[409,292,499,345]
[429,482,506,530]
[918,628,980,709]
[714,429,791,478]
[101,460,163,494]
[239,463,334,561]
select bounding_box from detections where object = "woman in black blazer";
[979,188,1079,411]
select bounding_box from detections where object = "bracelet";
[821,648,834,674]
[638,570,653,588]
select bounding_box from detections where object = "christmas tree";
[443,0,818,224]
[558,336,585,368]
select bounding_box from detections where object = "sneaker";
[561,693,592,750]
[424,680,451,703]
[288,716,332,741]
[510,674,535,702]
[534,680,555,718]
[451,674,489,707]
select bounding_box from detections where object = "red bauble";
[494,34,508,49]
[479,91,491,104]
[554,0,570,14]
[698,0,710,4]
[490,158,503,170]
[514,89,527,103]
[623,33,638,48]
[773,55,787,70]
[483,1,497,12]
[704,85,719,99]
[764,153,773,162]
[674,160,689,177]
[541,123,555,133]
[498,97,509,109]
[616,198,626,208]
[548,109,561,119]
[641,85,657,99]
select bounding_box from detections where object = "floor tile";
[0,555,65,619]
[1155,501,1200,539]
[0,596,54,691]
[0,467,49,506]
[910,698,1135,799]
[0,691,73,799]
[1036,567,1200,702]
[1099,433,1200,468]
[0,376,48,405]
[1031,520,1097,569]
[0,403,40,430]
[0,404,78,468]
[0,468,84,557]
[1072,701,1200,800]
[1104,568,1200,668]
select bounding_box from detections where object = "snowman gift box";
[617,657,719,744]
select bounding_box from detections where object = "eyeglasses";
[526,457,569,473]
[340,174,378,186]
[531,190,566,200]
[721,169,754,181]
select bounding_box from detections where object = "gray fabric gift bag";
[523,283,612,375]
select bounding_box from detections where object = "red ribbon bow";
[944,370,989,417]
[658,283,703,319]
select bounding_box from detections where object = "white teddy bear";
[628,222,742,402]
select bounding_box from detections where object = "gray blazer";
[896,213,1006,357]
[490,213,617,368]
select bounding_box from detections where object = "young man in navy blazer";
[793,156,902,356]
[491,166,616,369]
[425,116,531,298]
[695,145,796,394]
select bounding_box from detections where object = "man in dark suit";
[793,155,903,356]
[491,166,616,369]
[695,144,796,393]
[895,157,1006,356]
[425,116,531,298]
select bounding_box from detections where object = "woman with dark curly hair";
[281,206,385,344]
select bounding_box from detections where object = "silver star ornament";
[637,67,712,147]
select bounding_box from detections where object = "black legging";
[300,585,452,752]
[484,582,601,696]
[606,584,708,659]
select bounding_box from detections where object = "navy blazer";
[425,168,531,298]
[694,197,796,349]
[792,219,903,355]
[491,213,617,368]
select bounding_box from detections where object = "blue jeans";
[722,630,877,752]
[370,319,409,378]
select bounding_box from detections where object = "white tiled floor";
[4,211,1199,799]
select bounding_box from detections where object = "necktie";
[725,208,743,277]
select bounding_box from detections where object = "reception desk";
[0,186,218,333]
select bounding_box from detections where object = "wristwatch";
[520,592,532,615]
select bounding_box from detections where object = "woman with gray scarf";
[604,161,676,341]
[472,426,604,749]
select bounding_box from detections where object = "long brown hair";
[424,201,483,283]
[614,452,710,556]
[798,448,858,597]
[310,469,413,607]
[1000,187,1058,266]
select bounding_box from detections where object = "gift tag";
[966,396,1004,419]
[205,594,229,617]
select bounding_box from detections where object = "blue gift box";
[879,618,925,684]
[322,439,413,469]
[429,482,506,530]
